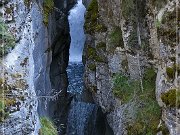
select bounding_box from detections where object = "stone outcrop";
[83,0,179,134]
[0,0,76,134]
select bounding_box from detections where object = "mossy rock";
[166,64,180,80]
[5,7,13,14]
[0,17,15,57]
[43,0,54,26]
[157,8,179,46]
[88,63,96,71]
[121,59,128,72]
[121,0,135,20]
[84,0,107,34]
[127,27,140,52]
[87,46,105,63]
[143,68,156,82]
[24,0,31,7]
[166,67,175,79]
[112,74,140,103]
[0,100,10,122]
[157,121,170,135]
[89,86,97,93]
[151,0,168,10]
[113,68,161,134]
[40,117,58,135]
[109,26,124,52]
[96,42,106,50]
[161,89,180,108]
[87,46,96,59]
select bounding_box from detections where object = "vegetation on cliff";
[84,0,107,33]
[43,0,54,26]
[0,100,9,122]
[0,78,17,122]
[40,117,58,135]
[109,26,124,52]
[0,72,28,122]
[161,89,180,108]
[157,7,178,47]
[166,64,180,80]
[0,18,15,57]
[87,46,104,63]
[113,68,161,134]
[24,0,31,7]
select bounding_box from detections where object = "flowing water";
[66,1,114,135]
[67,1,99,135]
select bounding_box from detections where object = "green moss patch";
[43,0,54,26]
[88,63,96,71]
[40,117,58,135]
[87,46,104,62]
[84,0,107,34]
[109,26,124,52]
[0,100,9,122]
[157,8,179,47]
[113,68,161,134]
[96,42,106,50]
[121,0,135,20]
[166,64,180,80]
[161,89,180,108]
[24,0,31,7]
[0,18,15,57]
[0,74,27,122]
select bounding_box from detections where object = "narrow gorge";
[0,0,179,135]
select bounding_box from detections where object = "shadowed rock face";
[47,0,77,134]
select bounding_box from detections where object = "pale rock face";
[0,0,77,133]
[0,0,51,134]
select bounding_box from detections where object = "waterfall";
[66,1,110,135]
[68,0,86,62]
[67,0,86,94]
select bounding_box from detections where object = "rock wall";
[0,0,76,134]
[83,0,179,134]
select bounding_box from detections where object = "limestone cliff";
[83,0,179,134]
[0,0,76,134]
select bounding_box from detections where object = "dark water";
[66,63,114,135]
[67,62,84,95]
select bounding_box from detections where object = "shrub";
[0,18,15,57]
[40,117,58,135]
[161,89,180,108]
[43,0,54,26]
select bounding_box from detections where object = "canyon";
[0,0,179,135]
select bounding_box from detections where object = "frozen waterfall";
[68,0,86,62]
